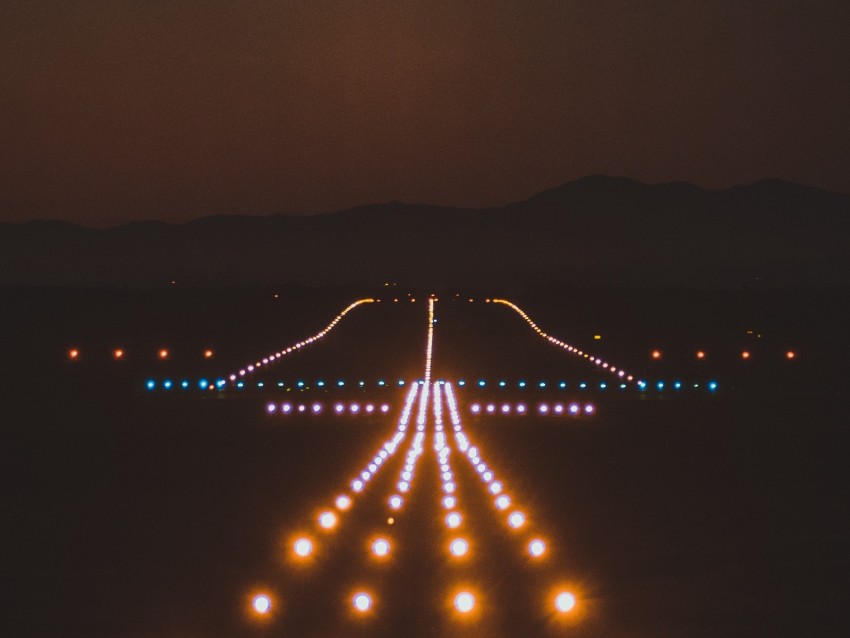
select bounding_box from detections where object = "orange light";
[786,350,796,360]
[555,591,576,613]
[204,349,214,359]
[741,351,750,360]
[158,349,169,360]
[696,350,705,359]
[113,349,124,360]
[67,348,79,360]
[651,350,662,360]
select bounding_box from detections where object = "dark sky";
[1,1,848,227]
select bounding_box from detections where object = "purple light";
[266,403,276,413]
[311,403,322,413]
[584,404,595,414]
[282,403,292,413]
[334,403,344,414]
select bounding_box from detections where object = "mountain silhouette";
[1,176,848,288]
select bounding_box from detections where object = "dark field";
[2,286,848,637]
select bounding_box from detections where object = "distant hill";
[1,176,848,288]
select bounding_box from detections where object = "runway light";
[508,511,526,529]
[446,512,462,528]
[454,592,475,613]
[786,350,796,360]
[335,495,352,511]
[318,511,337,530]
[495,495,511,510]
[651,350,662,360]
[252,594,272,615]
[371,538,390,557]
[529,539,546,557]
[741,350,751,360]
[353,592,372,613]
[204,349,213,359]
[158,349,169,359]
[293,537,313,558]
[145,379,155,390]
[113,348,124,360]
[389,495,403,510]
[450,538,469,557]
[443,495,456,509]
[555,591,576,613]
[67,348,79,360]
[696,350,705,359]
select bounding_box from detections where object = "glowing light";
[508,511,526,529]
[741,350,751,360]
[529,539,546,557]
[318,511,337,530]
[696,350,705,359]
[454,592,475,613]
[443,495,456,509]
[651,350,662,360]
[204,349,213,359]
[371,538,390,557]
[335,495,352,511]
[489,481,503,494]
[113,348,124,360]
[389,495,403,510]
[252,594,272,615]
[68,348,79,360]
[293,537,313,557]
[449,538,469,557]
[555,591,576,613]
[786,350,796,360]
[353,592,372,612]
[446,512,462,528]
[158,349,169,359]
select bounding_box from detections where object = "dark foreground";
[2,286,848,637]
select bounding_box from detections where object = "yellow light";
[528,539,546,557]
[293,537,313,558]
[555,591,576,613]
[335,495,352,511]
[371,538,390,557]
[353,592,372,613]
[318,511,337,530]
[593,334,602,340]
[449,538,469,557]
[454,591,475,613]
[252,594,272,615]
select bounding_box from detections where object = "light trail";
[491,298,644,386]
[225,298,375,388]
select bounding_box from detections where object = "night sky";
[1,1,848,227]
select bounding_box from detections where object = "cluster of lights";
[443,383,548,554]
[469,402,595,417]
[226,299,375,386]
[651,348,797,361]
[67,347,214,361]
[492,298,643,387]
[248,295,579,625]
[266,402,391,416]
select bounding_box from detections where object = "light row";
[651,349,797,361]
[226,298,375,386]
[266,402,392,416]
[68,347,214,361]
[249,586,576,618]
[469,402,595,416]
[491,299,644,386]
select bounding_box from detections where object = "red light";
[158,349,169,360]
[68,348,79,360]
[696,350,705,359]
[786,350,796,360]
[113,349,124,360]
[204,349,214,359]
[741,351,750,360]
[651,350,662,360]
